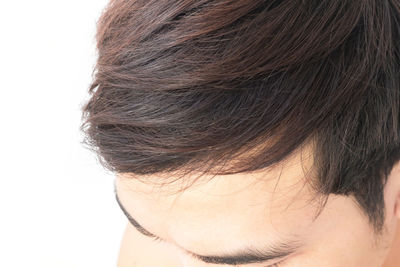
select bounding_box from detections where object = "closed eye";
[150,235,163,243]
[149,235,285,267]
[268,261,283,267]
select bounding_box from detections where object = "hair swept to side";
[81,0,400,232]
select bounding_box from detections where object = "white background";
[0,1,127,266]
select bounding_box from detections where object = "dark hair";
[81,0,400,232]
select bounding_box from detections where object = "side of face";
[115,145,400,267]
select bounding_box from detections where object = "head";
[81,0,400,266]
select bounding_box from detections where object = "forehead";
[115,143,319,253]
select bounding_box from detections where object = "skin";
[115,143,400,266]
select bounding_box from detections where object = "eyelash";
[151,235,283,267]
[150,235,163,243]
[267,259,286,267]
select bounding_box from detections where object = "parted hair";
[81,0,400,232]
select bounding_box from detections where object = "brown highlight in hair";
[81,0,400,232]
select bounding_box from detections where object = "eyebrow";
[114,185,300,265]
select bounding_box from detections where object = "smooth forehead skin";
[115,144,393,266]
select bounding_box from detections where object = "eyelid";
[150,234,286,267]
[150,235,163,243]
[267,260,283,267]
[266,256,287,267]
